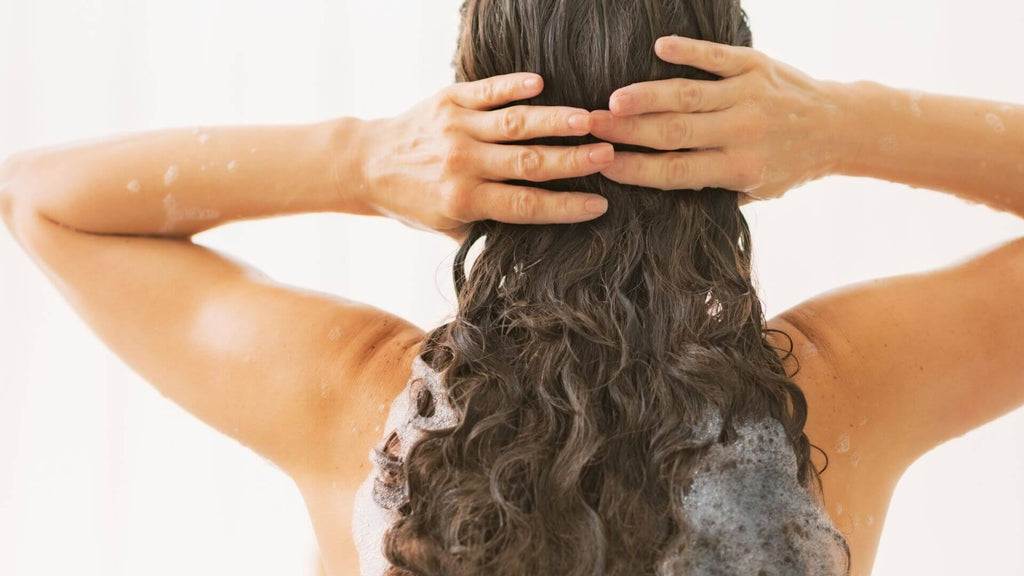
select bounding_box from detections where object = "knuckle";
[516,148,543,179]
[546,111,565,134]
[567,148,586,172]
[707,44,729,67]
[664,116,692,148]
[441,184,471,219]
[437,107,461,134]
[439,85,459,105]
[442,142,468,171]
[678,83,703,111]
[511,188,538,219]
[666,157,692,188]
[499,109,526,139]
[477,81,497,105]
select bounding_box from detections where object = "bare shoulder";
[764,234,1024,576]
[297,327,424,576]
[765,312,903,576]
[315,325,426,483]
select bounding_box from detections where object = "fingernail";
[583,196,608,215]
[589,144,615,164]
[568,113,590,133]
[610,93,632,115]
[523,75,541,89]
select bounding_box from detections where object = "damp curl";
[379,1,848,574]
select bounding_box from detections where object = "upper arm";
[774,236,1024,470]
[4,203,426,479]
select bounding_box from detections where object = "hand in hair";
[356,72,613,242]
[590,35,846,205]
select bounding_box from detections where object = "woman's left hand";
[589,35,843,206]
[354,73,614,242]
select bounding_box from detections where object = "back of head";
[380,1,849,574]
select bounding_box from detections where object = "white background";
[1,0,1022,574]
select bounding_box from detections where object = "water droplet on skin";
[1000,104,1013,112]
[232,426,239,434]
[126,179,141,194]
[200,166,206,172]
[320,377,330,398]
[909,90,924,117]
[160,194,220,233]
[198,133,210,145]
[227,160,238,172]
[328,326,343,341]
[856,415,868,427]
[163,165,180,187]
[850,451,861,468]
[985,112,1006,133]
[836,433,851,454]
[866,515,875,526]
[373,425,381,432]
[879,135,899,153]
[836,503,844,515]
[787,113,798,122]
[377,402,386,412]
[249,147,257,154]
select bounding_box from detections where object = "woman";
[1,0,1021,574]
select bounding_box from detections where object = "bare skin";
[1,36,1022,576]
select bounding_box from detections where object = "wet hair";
[380,1,848,574]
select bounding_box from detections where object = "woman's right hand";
[355,72,614,242]
[590,35,848,205]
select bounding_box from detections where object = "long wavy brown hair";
[380,1,844,574]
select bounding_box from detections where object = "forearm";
[1,117,372,237]
[833,80,1024,219]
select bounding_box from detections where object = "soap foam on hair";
[657,417,849,575]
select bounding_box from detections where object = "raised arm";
[778,76,1024,461]
[594,37,1023,576]
[591,35,1024,219]
[597,33,1024,453]
[0,72,614,481]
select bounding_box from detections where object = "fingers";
[654,36,760,78]
[474,142,615,182]
[608,77,744,116]
[601,150,753,191]
[461,105,593,142]
[589,110,733,150]
[447,72,545,110]
[460,183,608,224]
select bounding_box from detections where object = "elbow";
[0,153,25,230]
[1,151,71,236]
[1,150,35,204]
[0,152,51,241]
